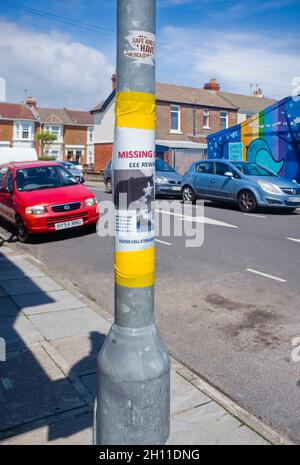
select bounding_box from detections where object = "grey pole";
[95,0,170,445]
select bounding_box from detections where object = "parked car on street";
[181,159,300,212]
[0,161,99,242]
[59,161,85,184]
[103,158,182,197]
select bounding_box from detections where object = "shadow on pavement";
[0,244,105,444]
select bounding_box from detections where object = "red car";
[0,161,99,242]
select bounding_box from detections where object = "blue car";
[103,158,182,197]
[181,159,300,213]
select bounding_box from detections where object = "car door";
[210,162,237,199]
[194,162,215,197]
[0,166,9,220]
[0,169,16,224]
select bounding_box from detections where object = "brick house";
[92,77,275,173]
[0,102,39,150]
[0,98,94,166]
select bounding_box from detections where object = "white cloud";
[0,19,114,109]
[158,26,300,100]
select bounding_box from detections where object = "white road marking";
[244,213,267,219]
[155,239,172,246]
[246,268,287,283]
[287,237,300,244]
[156,210,239,229]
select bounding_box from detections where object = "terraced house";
[0,97,94,167]
[92,76,275,174]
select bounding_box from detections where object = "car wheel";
[16,219,30,243]
[238,190,257,213]
[105,178,112,193]
[182,186,196,204]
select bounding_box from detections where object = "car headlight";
[257,181,282,194]
[155,177,167,184]
[292,180,300,186]
[84,197,98,206]
[25,205,47,215]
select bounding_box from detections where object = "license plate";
[288,197,300,203]
[55,219,84,231]
[172,186,181,191]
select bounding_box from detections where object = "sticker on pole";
[124,31,156,66]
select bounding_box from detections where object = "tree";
[35,131,57,158]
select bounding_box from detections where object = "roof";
[93,84,236,113]
[0,102,37,121]
[156,83,236,109]
[37,108,93,126]
[219,92,276,113]
[65,109,93,125]
[156,140,207,149]
[6,160,60,169]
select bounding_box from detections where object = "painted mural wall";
[207,96,300,181]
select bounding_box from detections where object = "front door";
[0,169,16,224]
[209,162,236,199]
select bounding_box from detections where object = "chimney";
[26,96,37,108]
[204,79,220,92]
[253,88,264,98]
[111,73,117,91]
[0,77,6,102]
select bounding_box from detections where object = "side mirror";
[80,178,85,184]
[224,172,234,178]
[5,185,14,193]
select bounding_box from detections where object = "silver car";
[59,161,85,184]
[103,158,182,197]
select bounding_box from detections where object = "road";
[7,183,300,443]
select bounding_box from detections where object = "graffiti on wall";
[208,96,300,181]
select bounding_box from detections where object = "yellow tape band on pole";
[115,246,155,288]
[116,91,156,130]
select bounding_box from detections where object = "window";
[170,105,181,132]
[44,125,61,141]
[88,127,94,144]
[215,162,232,176]
[196,162,214,174]
[220,111,228,130]
[0,167,8,188]
[5,170,14,192]
[14,121,34,141]
[203,109,210,128]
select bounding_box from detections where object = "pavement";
[0,243,275,445]
[7,182,300,443]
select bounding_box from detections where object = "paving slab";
[0,257,45,281]
[0,315,44,349]
[0,296,21,319]
[28,308,110,341]
[170,401,268,445]
[1,277,62,296]
[12,290,85,315]
[0,345,84,432]
[0,411,93,445]
[0,246,14,256]
[171,372,210,415]
[51,333,106,377]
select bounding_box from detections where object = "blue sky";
[0,0,299,109]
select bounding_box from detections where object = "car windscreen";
[231,162,277,177]
[16,166,78,192]
[155,159,175,172]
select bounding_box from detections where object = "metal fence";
[171,148,208,174]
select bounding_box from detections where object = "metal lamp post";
[95,0,170,445]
